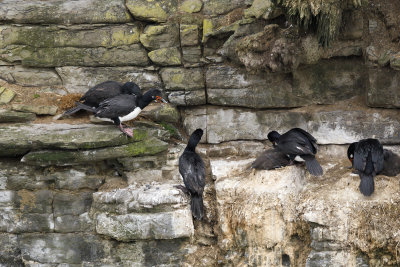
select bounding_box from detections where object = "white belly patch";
[119,107,142,122]
[294,155,305,162]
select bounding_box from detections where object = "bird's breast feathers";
[119,107,142,122]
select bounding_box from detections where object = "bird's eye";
[350,154,353,158]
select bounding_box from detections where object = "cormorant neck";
[185,136,200,152]
[137,93,153,109]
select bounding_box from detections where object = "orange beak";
[155,96,167,103]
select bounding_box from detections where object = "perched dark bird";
[347,139,384,196]
[75,88,167,137]
[381,149,400,177]
[178,129,205,220]
[251,149,291,170]
[63,81,142,116]
[267,128,323,176]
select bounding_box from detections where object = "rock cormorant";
[178,129,206,220]
[63,81,142,116]
[75,88,166,137]
[267,128,323,176]
[347,139,384,196]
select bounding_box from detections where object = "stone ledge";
[0,0,130,24]
[0,109,36,123]
[21,137,168,166]
[182,105,400,144]
[0,123,168,157]
[95,209,193,241]
[93,184,188,214]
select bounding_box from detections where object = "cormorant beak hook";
[155,96,168,103]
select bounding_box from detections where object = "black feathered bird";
[251,149,291,170]
[267,128,323,176]
[347,139,384,196]
[178,129,205,220]
[75,88,167,137]
[63,81,142,116]
[381,149,400,177]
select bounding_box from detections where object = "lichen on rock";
[148,47,182,66]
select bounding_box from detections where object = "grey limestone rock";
[56,66,161,94]
[182,106,400,144]
[93,184,194,241]
[0,65,62,87]
[95,209,193,241]
[206,58,364,108]
[161,67,204,91]
[1,45,149,67]
[0,0,130,24]
[19,233,112,264]
[126,0,178,23]
[0,109,36,123]
[0,123,166,157]
[368,67,400,108]
[148,47,182,66]
[140,24,180,50]
[21,137,168,166]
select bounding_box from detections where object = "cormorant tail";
[303,155,323,176]
[191,194,204,220]
[63,106,82,116]
[73,102,96,113]
[359,173,374,196]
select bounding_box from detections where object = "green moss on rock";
[126,0,178,22]
[21,137,168,166]
[180,0,203,13]
[148,47,182,66]
[139,24,179,50]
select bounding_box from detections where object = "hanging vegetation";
[273,0,363,46]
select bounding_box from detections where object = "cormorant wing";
[95,94,137,118]
[353,143,368,171]
[179,152,205,195]
[290,128,318,152]
[81,81,123,104]
[371,142,384,173]
[278,132,315,156]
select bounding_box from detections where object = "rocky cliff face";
[1,0,400,266]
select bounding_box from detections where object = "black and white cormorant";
[75,88,167,137]
[347,139,384,196]
[267,128,323,176]
[63,81,142,116]
[178,129,206,220]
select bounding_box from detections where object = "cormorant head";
[267,131,280,146]
[187,129,203,150]
[347,142,357,165]
[148,88,168,103]
[139,88,167,109]
[122,82,141,95]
